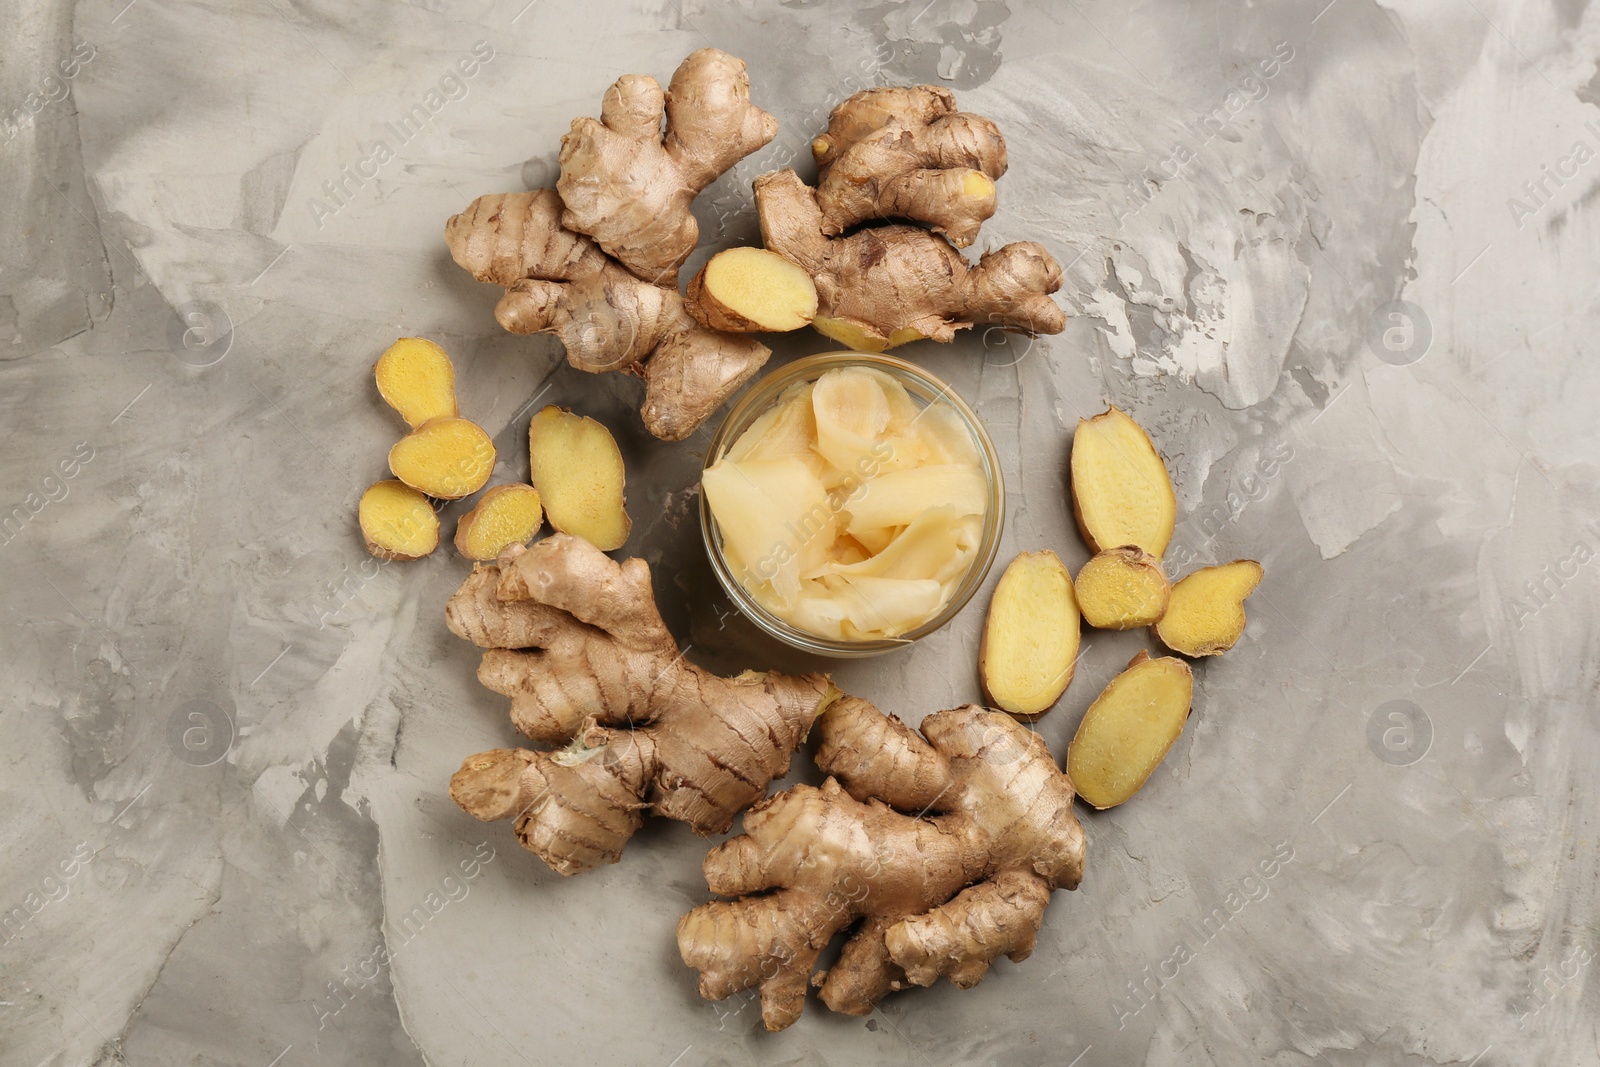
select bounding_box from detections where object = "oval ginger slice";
[359,480,439,560]
[375,337,458,428]
[1075,546,1171,630]
[1155,559,1263,656]
[454,484,544,560]
[528,405,631,552]
[1070,406,1176,558]
[686,247,818,332]
[388,417,496,500]
[979,551,1080,720]
[1068,652,1193,809]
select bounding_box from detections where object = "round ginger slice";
[528,405,631,552]
[1074,546,1171,630]
[375,337,458,428]
[388,417,496,500]
[979,550,1080,720]
[1068,652,1194,809]
[1070,406,1176,558]
[454,484,544,561]
[359,480,440,560]
[1155,560,1263,657]
[686,247,819,333]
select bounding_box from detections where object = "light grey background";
[3,0,1597,1064]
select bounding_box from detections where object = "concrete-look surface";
[3,1,1597,1064]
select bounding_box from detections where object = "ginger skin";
[678,697,1085,1030]
[446,534,835,875]
[756,169,1066,351]
[446,190,771,440]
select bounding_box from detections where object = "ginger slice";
[527,406,631,552]
[1067,651,1193,809]
[1155,559,1263,656]
[374,337,458,428]
[388,416,496,500]
[1069,405,1176,558]
[686,247,818,332]
[359,480,439,561]
[454,484,544,561]
[979,550,1081,720]
[1074,546,1171,630]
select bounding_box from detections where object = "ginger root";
[1075,546,1171,630]
[677,697,1085,1030]
[1070,405,1176,558]
[686,247,818,333]
[388,416,496,500]
[556,48,778,285]
[1155,559,1263,656]
[446,189,771,440]
[527,405,631,552]
[375,337,459,428]
[454,484,543,561]
[359,480,439,560]
[446,534,836,875]
[979,551,1080,719]
[811,86,1006,247]
[755,169,1065,352]
[1067,651,1193,809]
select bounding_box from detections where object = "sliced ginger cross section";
[375,337,458,428]
[686,247,818,332]
[1074,546,1171,630]
[454,483,544,561]
[1068,651,1194,809]
[359,480,440,560]
[979,551,1081,720]
[1070,406,1176,558]
[527,405,631,552]
[1155,559,1263,657]
[388,416,496,500]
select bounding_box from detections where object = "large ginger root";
[811,86,1007,247]
[678,697,1085,1030]
[754,169,1066,352]
[447,190,771,440]
[979,550,1080,719]
[446,533,835,875]
[557,48,778,285]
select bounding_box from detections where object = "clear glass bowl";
[699,351,1005,658]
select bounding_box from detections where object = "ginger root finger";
[679,700,1084,1028]
[1155,559,1263,656]
[812,85,959,169]
[445,534,835,873]
[1070,405,1177,558]
[527,406,631,552]
[358,480,439,561]
[1075,546,1171,630]
[685,247,818,332]
[1067,651,1194,809]
[979,551,1080,720]
[375,338,458,428]
[388,417,496,500]
[454,484,544,561]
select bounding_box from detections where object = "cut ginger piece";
[979,551,1080,720]
[811,316,926,353]
[454,484,544,561]
[1074,546,1171,630]
[1070,406,1176,558]
[702,455,833,606]
[831,506,976,584]
[1068,652,1193,809]
[846,465,987,533]
[375,337,459,428]
[388,416,496,500]
[359,480,439,560]
[527,406,631,552]
[686,247,819,332]
[812,366,891,473]
[1155,560,1263,656]
[727,382,817,463]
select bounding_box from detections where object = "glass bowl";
[699,351,1005,658]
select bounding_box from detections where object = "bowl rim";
[699,351,1006,659]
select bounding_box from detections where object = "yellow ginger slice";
[375,337,458,428]
[686,247,819,332]
[388,417,496,500]
[812,366,891,473]
[1155,560,1263,656]
[702,455,833,607]
[811,317,926,353]
[979,550,1081,720]
[454,484,544,561]
[1070,406,1176,558]
[1074,546,1171,630]
[1068,652,1194,809]
[727,382,818,463]
[527,406,632,552]
[359,480,439,561]
[845,465,987,534]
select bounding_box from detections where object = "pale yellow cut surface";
[454,483,543,561]
[388,417,496,500]
[811,316,925,353]
[1068,652,1193,809]
[689,247,818,332]
[1155,560,1263,656]
[979,551,1081,720]
[1070,406,1176,558]
[1075,546,1171,630]
[359,480,439,560]
[375,337,458,428]
[527,406,631,552]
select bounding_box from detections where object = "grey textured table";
[4,1,1596,1064]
